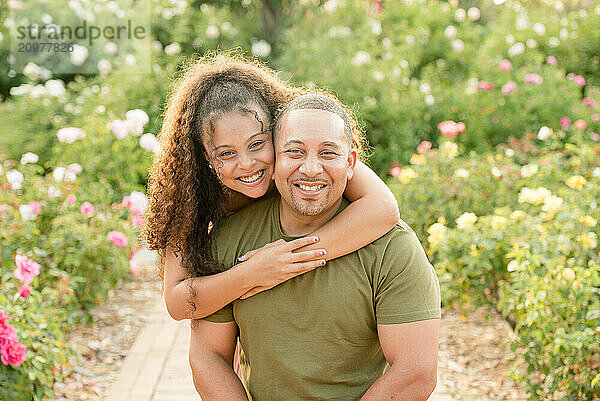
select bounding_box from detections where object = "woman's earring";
[208,164,214,170]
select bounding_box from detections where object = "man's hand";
[189,319,248,401]
[360,319,440,401]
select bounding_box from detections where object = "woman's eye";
[249,140,264,149]
[219,151,235,158]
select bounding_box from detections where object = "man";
[190,94,441,401]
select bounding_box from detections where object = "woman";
[142,52,399,323]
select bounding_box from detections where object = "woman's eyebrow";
[213,132,267,151]
[246,132,268,143]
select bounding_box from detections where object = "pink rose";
[438,120,465,138]
[499,59,512,71]
[373,0,382,14]
[502,81,517,95]
[130,259,141,276]
[524,73,543,85]
[591,133,599,142]
[560,117,571,130]
[17,284,31,298]
[121,196,131,208]
[582,98,597,110]
[14,255,41,284]
[574,119,587,130]
[573,75,585,88]
[567,73,575,80]
[0,323,17,349]
[132,216,144,227]
[80,202,95,216]
[0,310,10,325]
[417,140,432,154]
[389,161,401,177]
[107,231,128,247]
[593,114,600,122]
[546,56,557,66]
[477,81,494,91]
[28,201,41,215]
[1,339,27,367]
[67,194,77,204]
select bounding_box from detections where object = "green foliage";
[392,131,600,399]
[0,160,140,398]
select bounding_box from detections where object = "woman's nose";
[238,153,255,169]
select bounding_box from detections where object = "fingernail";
[238,256,244,261]
[314,237,319,242]
[320,260,326,266]
[320,250,326,256]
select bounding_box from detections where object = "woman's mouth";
[237,170,265,185]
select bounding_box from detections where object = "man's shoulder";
[367,218,421,250]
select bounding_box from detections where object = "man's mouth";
[238,170,265,184]
[293,182,327,195]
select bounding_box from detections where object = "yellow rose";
[561,267,575,281]
[427,222,447,249]
[510,210,526,222]
[456,212,478,229]
[580,215,597,227]
[577,232,598,249]
[410,154,426,165]
[398,168,416,184]
[518,187,552,205]
[440,141,458,159]
[566,175,587,190]
[469,244,480,257]
[437,216,447,225]
[490,215,508,231]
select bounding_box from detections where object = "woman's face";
[203,111,275,199]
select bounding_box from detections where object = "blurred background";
[0,0,599,400]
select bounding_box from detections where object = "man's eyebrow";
[212,132,267,150]
[321,141,342,149]
[282,139,304,147]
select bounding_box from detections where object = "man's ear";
[346,149,358,181]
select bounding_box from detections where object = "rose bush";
[390,127,600,399]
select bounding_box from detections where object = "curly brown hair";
[142,52,296,281]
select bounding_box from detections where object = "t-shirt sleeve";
[201,227,236,323]
[374,229,441,325]
[203,302,235,323]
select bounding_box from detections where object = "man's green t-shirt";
[205,195,441,401]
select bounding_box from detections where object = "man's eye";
[283,149,302,157]
[321,151,338,157]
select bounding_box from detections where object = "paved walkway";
[105,295,455,401]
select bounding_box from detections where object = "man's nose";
[298,154,323,177]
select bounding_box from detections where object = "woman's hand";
[237,237,326,299]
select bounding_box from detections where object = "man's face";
[274,109,357,216]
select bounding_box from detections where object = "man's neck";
[279,197,343,237]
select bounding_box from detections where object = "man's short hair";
[273,93,354,146]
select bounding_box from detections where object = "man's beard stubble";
[289,188,331,216]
